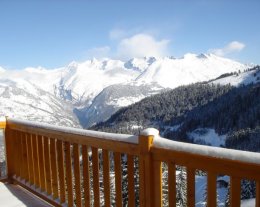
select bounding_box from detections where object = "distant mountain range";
[0,54,255,128]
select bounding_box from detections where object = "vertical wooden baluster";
[114,152,122,207]
[230,177,241,207]
[19,132,25,180]
[153,161,162,207]
[26,133,34,186]
[5,129,15,181]
[187,167,195,207]
[65,142,73,207]
[256,181,260,207]
[73,143,82,207]
[31,134,39,187]
[102,149,111,207]
[207,172,217,207]
[21,132,29,181]
[25,133,30,183]
[43,136,52,195]
[15,130,21,178]
[37,135,45,191]
[92,147,100,207]
[168,162,176,207]
[127,154,135,207]
[17,131,22,179]
[56,140,65,204]
[82,145,90,207]
[139,154,145,207]
[7,130,14,178]
[13,130,19,178]
[50,138,58,200]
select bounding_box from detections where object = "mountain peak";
[124,56,156,72]
[197,53,209,59]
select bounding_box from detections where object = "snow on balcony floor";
[0,182,53,207]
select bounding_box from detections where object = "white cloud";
[116,33,170,59]
[87,30,171,60]
[209,41,245,56]
[86,46,110,58]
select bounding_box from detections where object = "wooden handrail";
[1,118,260,206]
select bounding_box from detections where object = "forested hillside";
[91,82,260,152]
[91,83,232,132]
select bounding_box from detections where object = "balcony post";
[0,117,6,178]
[3,117,15,182]
[139,128,159,207]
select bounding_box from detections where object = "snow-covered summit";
[135,53,247,88]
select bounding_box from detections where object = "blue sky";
[0,0,259,69]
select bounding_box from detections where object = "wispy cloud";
[209,41,245,56]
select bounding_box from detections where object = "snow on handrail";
[5,120,260,165]
[7,118,138,144]
[153,136,260,165]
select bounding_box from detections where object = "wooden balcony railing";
[0,117,260,206]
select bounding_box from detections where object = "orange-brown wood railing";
[0,117,260,207]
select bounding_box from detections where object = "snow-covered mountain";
[135,53,248,88]
[55,59,140,106]
[0,78,79,127]
[0,53,251,126]
[1,54,248,105]
[77,82,165,128]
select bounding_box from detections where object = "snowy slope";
[78,82,164,128]
[2,66,63,93]
[56,59,140,106]
[187,128,226,147]
[0,78,79,127]
[212,66,260,86]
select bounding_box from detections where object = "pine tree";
[121,154,128,205]
[241,179,256,200]
[225,183,230,207]
[202,183,208,207]
[176,167,187,206]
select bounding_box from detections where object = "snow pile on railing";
[153,136,260,165]
[140,128,160,137]
[7,118,138,144]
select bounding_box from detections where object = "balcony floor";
[0,182,53,207]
